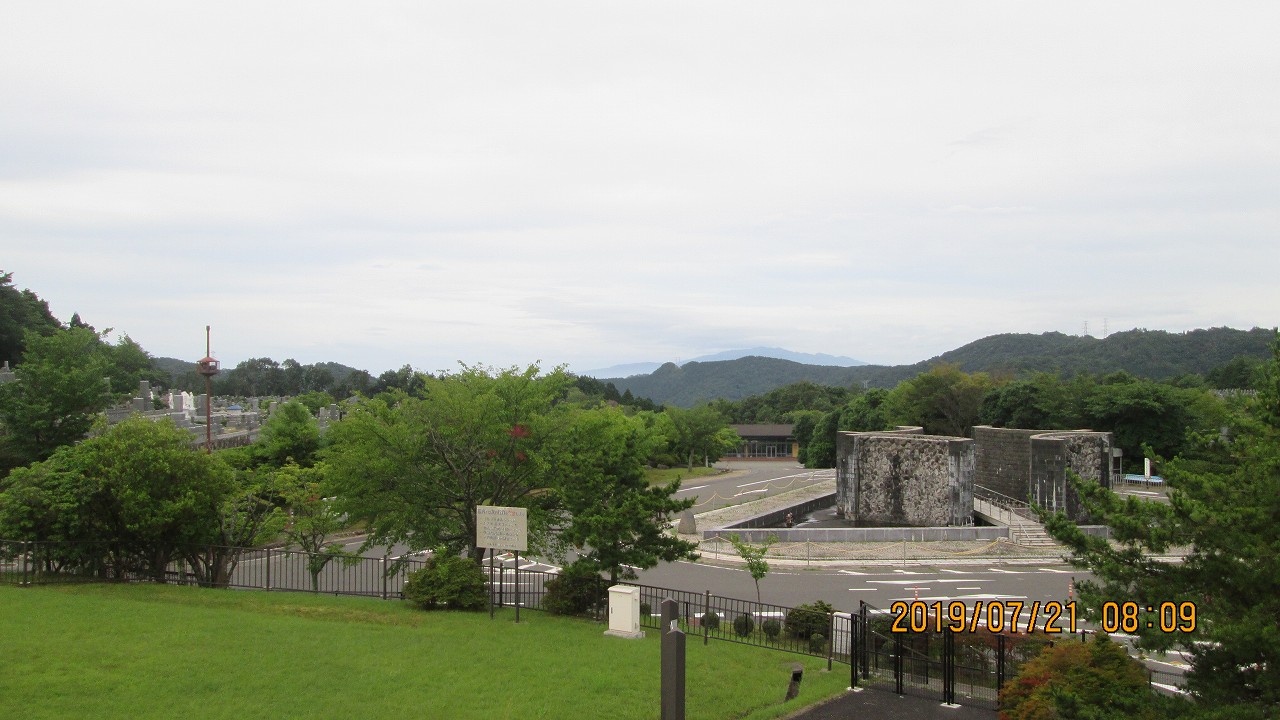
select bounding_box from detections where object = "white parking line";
[737,479,773,488]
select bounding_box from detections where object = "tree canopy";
[1045,334,1280,712]
[0,417,235,579]
[325,365,572,562]
[0,327,115,472]
[0,270,60,367]
[544,407,697,583]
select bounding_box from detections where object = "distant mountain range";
[597,327,1277,407]
[580,347,865,378]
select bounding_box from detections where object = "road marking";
[680,485,708,492]
[848,587,879,592]
[939,569,970,574]
[838,570,869,576]
[1036,568,1075,573]
[737,478,773,488]
[733,489,768,497]
[869,579,982,585]
[957,587,982,591]
[892,569,923,575]
[677,560,739,572]
[988,569,1028,574]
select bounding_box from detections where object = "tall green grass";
[0,584,849,719]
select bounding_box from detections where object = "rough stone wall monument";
[1030,431,1112,520]
[836,427,975,527]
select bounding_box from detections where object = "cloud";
[2,3,1277,374]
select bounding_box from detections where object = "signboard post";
[476,506,528,622]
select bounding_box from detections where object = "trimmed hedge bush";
[733,614,755,637]
[785,600,834,640]
[808,633,827,654]
[402,553,488,611]
[703,610,720,630]
[762,619,782,640]
[542,561,607,617]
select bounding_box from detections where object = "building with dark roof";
[728,424,797,460]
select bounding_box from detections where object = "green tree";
[885,364,991,436]
[789,410,824,465]
[187,467,286,587]
[546,408,698,584]
[255,400,321,468]
[325,364,570,563]
[727,533,776,604]
[0,327,114,472]
[1044,335,1280,710]
[665,404,739,470]
[1207,355,1264,390]
[276,462,356,591]
[801,410,841,468]
[105,334,158,396]
[1081,376,1191,466]
[0,270,61,367]
[1001,636,1163,719]
[840,387,891,432]
[0,417,233,579]
[294,390,336,415]
[979,373,1077,429]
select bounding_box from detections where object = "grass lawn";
[0,583,850,720]
[645,465,725,487]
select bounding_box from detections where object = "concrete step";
[1010,524,1060,547]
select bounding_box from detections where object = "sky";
[3,2,1278,376]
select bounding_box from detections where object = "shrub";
[808,633,827,654]
[762,618,782,640]
[640,602,652,617]
[703,610,720,631]
[1001,636,1166,720]
[785,600,834,640]
[733,614,755,637]
[542,561,607,617]
[402,553,487,611]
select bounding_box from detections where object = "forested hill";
[602,327,1276,406]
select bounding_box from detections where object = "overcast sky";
[3,2,1277,376]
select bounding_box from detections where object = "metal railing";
[974,484,1039,523]
[0,539,427,599]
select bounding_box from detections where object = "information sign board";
[475,505,528,551]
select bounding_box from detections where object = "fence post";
[265,548,271,590]
[827,613,834,671]
[943,627,956,705]
[381,556,388,600]
[997,634,1006,693]
[849,619,859,689]
[703,590,711,646]
[859,601,869,681]
[499,565,505,608]
[21,541,28,586]
[894,631,904,695]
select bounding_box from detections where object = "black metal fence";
[0,539,427,599]
[2,540,1184,710]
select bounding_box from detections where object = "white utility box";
[604,584,645,639]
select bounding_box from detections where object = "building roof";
[730,424,795,438]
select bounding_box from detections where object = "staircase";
[973,487,1061,548]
